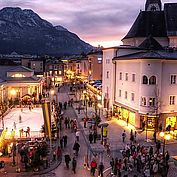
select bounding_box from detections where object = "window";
[149,76,156,85]
[59,71,62,75]
[119,72,122,80]
[142,75,148,84]
[132,74,135,82]
[106,59,110,64]
[170,96,175,105]
[171,75,176,84]
[131,93,135,101]
[125,91,128,99]
[125,73,128,81]
[106,71,109,78]
[149,97,155,106]
[119,90,121,97]
[141,97,146,106]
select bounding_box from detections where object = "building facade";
[102,0,177,131]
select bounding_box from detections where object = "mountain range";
[0,7,93,56]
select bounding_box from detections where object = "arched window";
[142,75,148,84]
[149,76,156,85]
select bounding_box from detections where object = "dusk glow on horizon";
[0,0,176,47]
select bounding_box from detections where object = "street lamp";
[159,132,171,157]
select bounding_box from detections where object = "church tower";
[145,0,162,11]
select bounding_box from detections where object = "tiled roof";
[138,35,163,50]
[113,50,177,60]
[123,11,167,40]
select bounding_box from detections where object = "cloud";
[0,0,176,47]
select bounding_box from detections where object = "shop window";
[119,90,121,97]
[131,93,135,101]
[141,97,146,106]
[149,97,155,106]
[170,96,175,105]
[149,76,156,85]
[119,72,122,80]
[125,73,128,81]
[171,75,176,84]
[142,75,148,84]
[132,74,135,82]
[125,91,128,99]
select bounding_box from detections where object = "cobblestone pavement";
[42,85,177,177]
[38,85,91,177]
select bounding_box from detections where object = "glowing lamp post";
[160,132,171,157]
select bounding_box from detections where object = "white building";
[102,0,177,131]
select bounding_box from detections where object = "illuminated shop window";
[11,74,25,77]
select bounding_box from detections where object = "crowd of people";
[109,129,170,177]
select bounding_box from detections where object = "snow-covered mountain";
[0,7,93,56]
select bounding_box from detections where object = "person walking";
[60,138,63,149]
[90,159,97,176]
[76,130,80,141]
[89,132,93,144]
[122,130,126,143]
[98,162,104,177]
[64,153,71,169]
[110,158,114,174]
[63,135,68,148]
[72,157,77,174]
[93,131,97,143]
[73,141,80,156]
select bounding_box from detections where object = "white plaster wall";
[115,60,140,110]
[139,60,162,114]
[102,49,117,108]
[161,61,177,113]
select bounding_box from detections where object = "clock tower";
[145,0,162,11]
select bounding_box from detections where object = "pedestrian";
[53,150,56,161]
[98,162,104,177]
[73,141,80,156]
[13,122,16,130]
[57,146,62,160]
[76,130,80,141]
[90,159,97,176]
[64,101,67,110]
[110,158,114,174]
[127,117,129,126]
[19,115,22,123]
[93,131,97,143]
[60,138,63,149]
[89,132,93,144]
[134,131,137,143]
[64,153,71,169]
[63,135,68,148]
[84,117,87,128]
[122,130,126,143]
[72,157,77,174]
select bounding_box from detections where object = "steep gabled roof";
[122,11,167,40]
[9,66,34,72]
[138,35,163,50]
